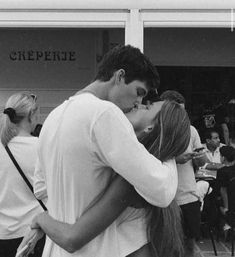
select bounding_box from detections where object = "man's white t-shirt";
[202,143,225,163]
[37,93,177,257]
[176,125,202,206]
[0,136,42,239]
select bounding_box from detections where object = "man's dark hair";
[142,89,160,104]
[94,45,160,90]
[204,128,219,141]
[220,146,235,162]
[159,90,185,105]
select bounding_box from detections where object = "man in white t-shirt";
[200,128,225,176]
[30,45,179,257]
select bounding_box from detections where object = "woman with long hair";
[18,100,190,257]
[0,92,45,257]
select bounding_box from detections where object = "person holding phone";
[160,90,205,257]
[201,128,225,176]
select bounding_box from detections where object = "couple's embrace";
[17,45,190,257]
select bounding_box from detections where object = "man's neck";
[76,80,113,101]
[206,144,217,153]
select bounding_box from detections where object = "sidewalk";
[196,238,232,257]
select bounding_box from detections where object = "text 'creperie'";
[9,50,76,61]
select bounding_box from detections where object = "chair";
[200,220,218,256]
[224,177,235,256]
[198,178,218,256]
[227,212,235,256]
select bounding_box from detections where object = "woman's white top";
[0,136,42,239]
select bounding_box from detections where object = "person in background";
[195,99,228,145]
[222,98,235,145]
[0,92,44,257]
[200,128,225,176]
[160,90,205,257]
[198,129,225,236]
[229,131,235,148]
[213,100,228,145]
[17,45,179,257]
[216,146,235,231]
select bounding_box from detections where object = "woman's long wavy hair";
[140,100,191,257]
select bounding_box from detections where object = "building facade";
[0,0,235,122]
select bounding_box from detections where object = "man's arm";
[217,170,229,214]
[92,108,177,207]
[19,176,134,254]
[203,162,225,171]
[220,187,228,210]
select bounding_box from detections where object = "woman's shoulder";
[10,136,39,146]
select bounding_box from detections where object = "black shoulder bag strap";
[5,145,47,211]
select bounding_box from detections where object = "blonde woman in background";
[0,92,45,257]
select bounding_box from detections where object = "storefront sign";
[9,50,76,61]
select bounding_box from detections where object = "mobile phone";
[194,147,204,152]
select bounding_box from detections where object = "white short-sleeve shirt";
[0,136,42,239]
[176,125,202,205]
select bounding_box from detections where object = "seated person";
[216,146,235,230]
[200,128,225,175]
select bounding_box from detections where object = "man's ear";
[144,125,154,133]
[114,69,125,85]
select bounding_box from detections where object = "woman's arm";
[33,176,134,253]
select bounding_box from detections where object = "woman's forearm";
[36,213,76,253]
[35,176,133,253]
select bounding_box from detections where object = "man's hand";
[16,228,44,257]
